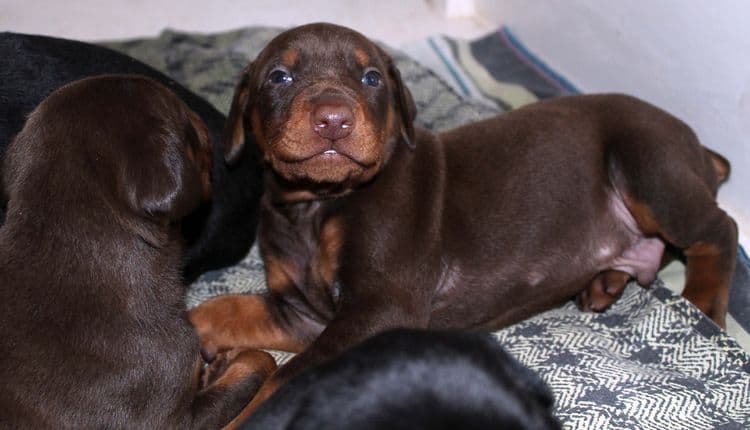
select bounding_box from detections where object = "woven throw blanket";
[105,27,750,429]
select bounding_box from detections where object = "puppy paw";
[188,295,250,359]
[200,348,277,390]
[577,270,631,312]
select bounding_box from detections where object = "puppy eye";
[269,69,293,85]
[361,69,382,87]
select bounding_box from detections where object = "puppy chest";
[261,215,344,319]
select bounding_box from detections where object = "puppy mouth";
[278,148,374,168]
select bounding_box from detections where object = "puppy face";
[224,23,416,197]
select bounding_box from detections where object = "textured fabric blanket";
[105,27,750,429]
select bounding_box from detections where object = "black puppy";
[0,32,262,282]
[241,329,560,430]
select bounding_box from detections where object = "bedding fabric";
[105,27,750,429]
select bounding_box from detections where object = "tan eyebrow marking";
[281,48,300,67]
[354,48,369,68]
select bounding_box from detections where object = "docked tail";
[706,148,731,184]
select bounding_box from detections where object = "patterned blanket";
[105,27,750,429]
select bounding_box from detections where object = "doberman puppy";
[241,329,560,430]
[0,32,263,282]
[0,75,274,428]
[189,23,737,422]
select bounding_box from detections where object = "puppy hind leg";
[681,229,737,327]
[610,152,737,328]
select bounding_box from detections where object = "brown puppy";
[189,23,737,422]
[0,75,274,428]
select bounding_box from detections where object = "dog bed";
[105,27,750,429]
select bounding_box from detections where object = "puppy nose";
[312,101,354,141]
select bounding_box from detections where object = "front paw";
[188,295,246,362]
[200,348,277,389]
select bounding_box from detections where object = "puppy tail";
[706,148,731,184]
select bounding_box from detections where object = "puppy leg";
[191,348,276,429]
[609,139,737,327]
[681,238,737,326]
[189,293,323,360]
[577,270,631,312]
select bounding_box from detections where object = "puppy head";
[4,75,213,247]
[223,23,416,198]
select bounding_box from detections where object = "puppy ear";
[122,121,209,247]
[185,109,213,201]
[127,137,203,223]
[223,63,255,165]
[388,60,417,149]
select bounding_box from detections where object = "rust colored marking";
[682,241,730,327]
[264,255,299,295]
[222,376,283,430]
[186,109,213,200]
[188,294,307,354]
[354,48,369,68]
[707,149,730,184]
[578,270,631,312]
[207,348,277,390]
[313,216,345,288]
[622,196,661,236]
[281,48,300,67]
[683,241,722,258]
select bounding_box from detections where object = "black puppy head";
[223,23,416,198]
[6,75,214,248]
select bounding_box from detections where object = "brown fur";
[0,75,271,428]
[189,23,737,426]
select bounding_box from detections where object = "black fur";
[242,329,560,430]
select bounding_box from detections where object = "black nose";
[311,98,354,141]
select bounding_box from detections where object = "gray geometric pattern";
[104,27,750,429]
[496,282,750,429]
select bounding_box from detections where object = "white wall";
[0,0,490,47]
[475,0,749,245]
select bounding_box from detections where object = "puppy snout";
[311,97,354,141]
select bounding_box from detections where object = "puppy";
[0,32,263,282]
[0,75,274,428]
[189,23,737,422]
[241,329,560,430]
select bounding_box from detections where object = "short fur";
[189,23,738,424]
[0,75,272,428]
[0,32,263,282]
[241,329,560,430]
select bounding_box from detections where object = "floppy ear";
[121,129,206,247]
[185,109,213,201]
[388,60,417,149]
[223,63,255,165]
